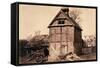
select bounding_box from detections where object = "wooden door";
[60,27,68,55]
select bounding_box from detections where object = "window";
[58,20,65,24]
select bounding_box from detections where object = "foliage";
[69,9,81,23]
[19,40,28,57]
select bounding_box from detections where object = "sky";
[19,4,96,39]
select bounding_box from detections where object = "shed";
[48,8,83,60]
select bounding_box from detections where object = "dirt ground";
[79,53,96,60]
[19,53,96,64]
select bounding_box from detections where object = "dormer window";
[58,20,65,24]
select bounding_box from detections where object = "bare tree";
[69,9,81,23]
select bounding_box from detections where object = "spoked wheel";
[35,54,44,63]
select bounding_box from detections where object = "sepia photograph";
[18,3,97,64]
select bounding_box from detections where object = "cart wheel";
[35,55,43,63]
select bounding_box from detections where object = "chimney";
[61,8,69,15]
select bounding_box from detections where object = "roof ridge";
[48,8,82,31]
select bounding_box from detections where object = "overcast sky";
[19,4,96,39]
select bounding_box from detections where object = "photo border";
[11,2,98,66]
